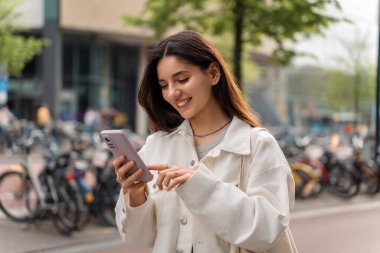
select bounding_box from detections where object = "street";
[0,192,379,253]
[1,154,380,253]
[291,196,380,253]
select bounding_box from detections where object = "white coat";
[115,116,298,253]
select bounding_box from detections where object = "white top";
[115,116,298,253]
[196,126,228,160]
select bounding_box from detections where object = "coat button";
[176,248,183,253]
[180,217,187,225]
[190,160,195,166]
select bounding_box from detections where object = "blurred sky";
[293,0,379,68]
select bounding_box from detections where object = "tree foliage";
[322,32,375,124]
[123,0,345,85]
[322,67,375,123]
[0,0,46,76]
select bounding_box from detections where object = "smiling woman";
[113,30,298,253]
[157,56,221,125]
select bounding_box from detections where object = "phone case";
[100,130,153,182]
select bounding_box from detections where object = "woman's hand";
[149,164,195,191]
[113,156,147,207]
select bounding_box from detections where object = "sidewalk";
[2,191,380,253]
[1,154,380,253]
[293,190,380,212]
[0,154,150,253]
[0,216,121,253]
[0,213,152,253]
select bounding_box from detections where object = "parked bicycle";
[0,140,82,235]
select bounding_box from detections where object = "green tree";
[0,0,45,76]
[322,70,355,110]
[123,0,344,86]
[322,68,375,126]
[322,32,375,126]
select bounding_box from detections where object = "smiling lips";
[176,98,192,109]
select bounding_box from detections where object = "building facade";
[249,39,288,126]
[9,0,150,136]
[10,0,292,135]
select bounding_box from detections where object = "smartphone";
[100,129,153,182]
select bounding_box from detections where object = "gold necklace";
[193,120,232,138]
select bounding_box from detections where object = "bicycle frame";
[10,160,48,209]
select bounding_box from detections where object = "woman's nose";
[168,86,181,99]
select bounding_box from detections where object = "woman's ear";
[209,62,221,85]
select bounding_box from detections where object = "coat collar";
[170,116,252,157]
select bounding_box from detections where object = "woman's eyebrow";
[172,70,190,77]
[158,70,190,82]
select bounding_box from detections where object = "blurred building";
[286,66,341,134]
[249,39,287,126]
[11,0,295,134]
[9,0,150,136]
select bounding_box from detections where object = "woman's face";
[157,56,219,120]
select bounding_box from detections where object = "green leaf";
[122,0,345,86]
[0,0,45,76]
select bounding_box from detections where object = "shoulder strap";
[239,127,266,192]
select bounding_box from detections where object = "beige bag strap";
[239,127,265,192]
[239,154,250,192]
[238,127,264,253]
[238,128,297,253]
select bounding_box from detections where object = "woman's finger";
[156,170,166,190]
[162,170,178,188]
[167,174,189,191]
[148,164,169,171]
[123,168,143,187]
[121,169,143,192]
[117,160,135,178]
[112,156,125,169]
[156,168,178,190]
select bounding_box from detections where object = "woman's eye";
[178,78,189,84]
[159,84,167,89]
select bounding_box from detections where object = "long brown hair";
[138,30,262,132]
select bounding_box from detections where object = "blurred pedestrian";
[112,110,128,128]
[83,107,101,133]
[36,103,53,134]
[0,104,20,152]
[101,107,116,128]
[329,132,340,153]
[0,104,19,132]
[113,31,297,253]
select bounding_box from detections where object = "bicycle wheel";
[94,180,120,227]
[51,176,81,236]
[0,171,40,222]
[291,162,323,199]
[361,165,380,195]
[328,165,359,199]
[71,179,91,231]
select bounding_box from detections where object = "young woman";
[114,31,298,253]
